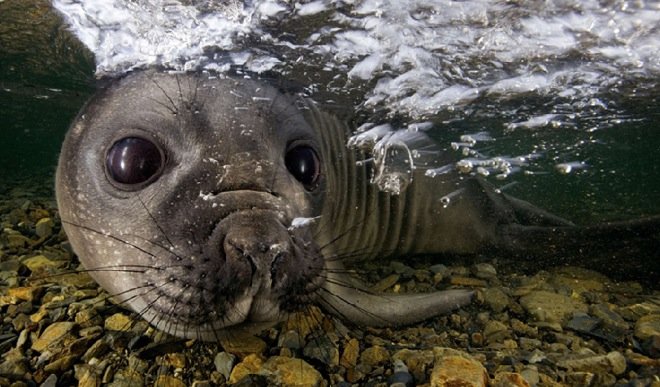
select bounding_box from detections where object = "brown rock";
[449,276,488,287]
[104,313,133,332]
[31,322,77,352]
[360,345,390,366]
[7,286,44,302]
[229,354,264,384]
[262,356,322,386]
[492,372,531,387]
[220,332,267,357]
[635,314,660,341]
[340,338,360,368]
[370,274,400,292]
[154,375,186,387]
[431,348,488,387]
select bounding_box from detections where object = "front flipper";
[318,261,473,327]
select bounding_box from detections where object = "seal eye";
[285,145,320,189]
[106,137,164,187]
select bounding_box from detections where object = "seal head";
[56,71,327,339]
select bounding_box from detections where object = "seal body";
[58,70,629,340]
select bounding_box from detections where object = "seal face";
[56,71,327,339]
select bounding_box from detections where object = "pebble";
[370,273,400,292]
[449,276,488,287]
[519,290,588,323]
[303,334,339,366]
[431,348,488,387]
[261,356,322,386]
[103,313,133,332]
[34,217,54,238]
[557,351,627,375]
[31,322,76,352]
[634,314,660,341]
[22,255,61,271]
[491,372,530,387]
[229,354,264,384]
[214,351,235,380]
[472,263,497,280]
[359,345,390,366]
[339,338,359,368]
[220,333,267,357]
[483,287,510,313]
[7,286,43,302]
[153,375,186,387]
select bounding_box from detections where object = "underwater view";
[1,0,659,385]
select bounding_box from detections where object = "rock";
[104,313,133,332]
[359,345,390,367]
[7,286,44,302]
[44,355,77,372]
[491,372,530,387]
[392,349,435,383]
[431,348,489,387]
[390,261,415,276]
[370,274,400,292]
[6,233,31,248]
[229,354,264,384]
[75,363,102,387]
[163,353,186,369]
[82,339,109,362]
[154,375,186,387]
[449,276,488,287]
[557,351,627,375]
[483,287,510,313]
[220,333,267,357]
[340,338,360,369]
[0,348,29,378]
[473,263,497,280]
[519,290,588,323]
[619,302,660,321]
[40,373,57,387]
[261,356,322,386]
[35,217,54,238]
[278,330,303,350]
[303,334,339,366]
[22,255,61,271]
[388,359,415,387]
[635,314,660,341]
[214,352,236,380]
[31,321,76,352]
[483,320,511,345]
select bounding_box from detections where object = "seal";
[56,70,659,340]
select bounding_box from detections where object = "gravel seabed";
[1,176,658,387]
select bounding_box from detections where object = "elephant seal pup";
[56,70,572,340]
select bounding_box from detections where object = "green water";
[1,0,659,227]
[0,0,94,184]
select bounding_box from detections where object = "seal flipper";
[318,261,473,327]
[498,215,660,284]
